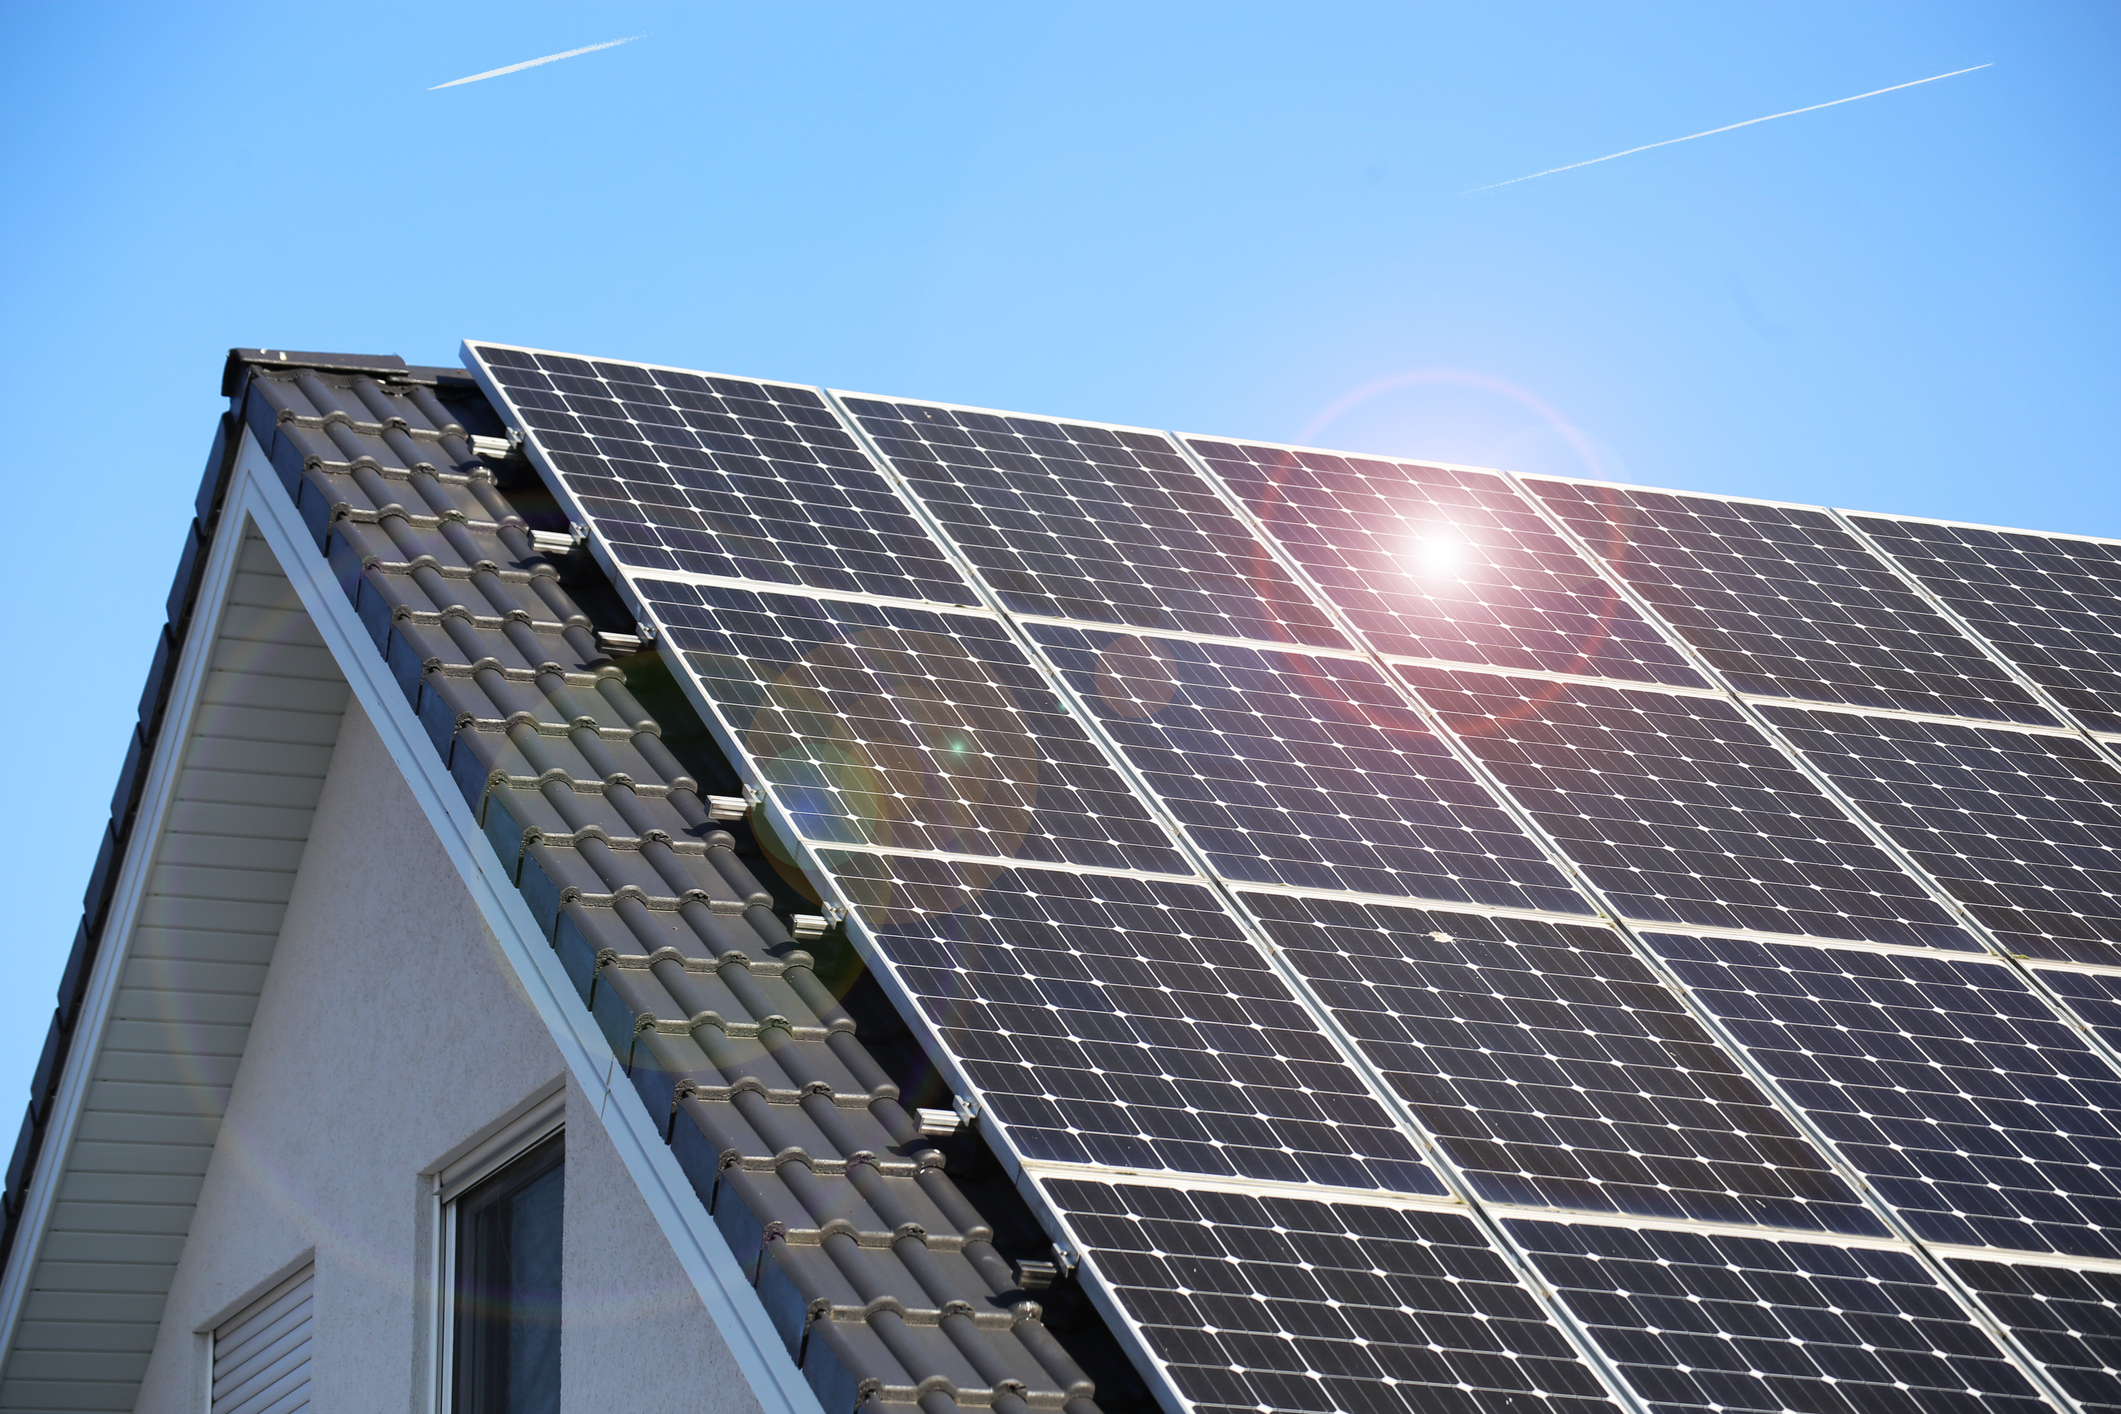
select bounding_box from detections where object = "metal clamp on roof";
[1013,1259,1058,1291]
[915,1108,965,1138]
[790,914,832,940]
[706,795,749,821]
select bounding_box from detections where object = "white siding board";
[76,1085,228,1124]
[129,895,289,934]
[0,1376,142,1411]
[90,1052,241,1086]
[52,1172,203,1206]
[107,991,260,1027]
[176,739,335,778]
[155,803,317,841]
[35,1234,186,1267]
[198,674,347,713]
[44,1205,193,1238]
[62,1141,214,1177]
[153,834,309,872]
[71,1113,221,1148]
[8,1322,155,1354]
[99,1019,250,1056]
[4,1352,150,1382]
[118,956,271,995]
[125,929,277,966]
[140,865,301,906]
[182,705,344,746]
[25,1262,174,1296]
[17,1291,166,1325]
[169,769,327,810]
[213,604,322,643]
[206,641,336,679]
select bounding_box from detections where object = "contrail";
[430,35,643,90]
[1465,62,1991,193]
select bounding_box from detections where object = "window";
[447,1132,563,1414]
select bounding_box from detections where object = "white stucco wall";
[131,700,766,1414]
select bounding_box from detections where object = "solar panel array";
[466,340,2121,1414]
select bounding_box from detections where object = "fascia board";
[226,433,825,1414]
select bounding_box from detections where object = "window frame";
[428,1087,565,1414]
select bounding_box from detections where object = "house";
[5,343,2121,1414]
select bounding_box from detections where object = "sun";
[1405,530,1467,578]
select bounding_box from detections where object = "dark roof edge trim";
[220,348,473,397]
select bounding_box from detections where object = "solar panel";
[1527,479,2058,726]
[842,399,1346,647]
[1854,515,2121,736]
[1029,627,1590,914]
[467,344,977,605]
[1651,934,2121,1259]
[632,578,1189,876]
[1403,665,1977,949]
[1044,1179,1625,1414]
[826,854,1438,1192]
[1950,1258,2121,1413]
[1511,1219,2055,1414]
[1188,439,1706,688]
[1241,892,1881,1233]
[1762,707,2121,966]
[466,342,2121,1414]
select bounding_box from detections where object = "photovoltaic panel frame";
[1951,1255,2121,1413]
[839,394,1348,649]
[1760,706,2121,966]
[1401,665,1977,950]
[1854,513,2121,737]
[1238,892,1880,1233]
[821,852,1441,1192]
[1510,1217,2056,1414]
[1185,436,1707,689]
[1026,625,1592,915]
[1041,1177,1628,1414]
[466,342,979,605]
[1651,933,2121,1260]
[1526,477,2060,726]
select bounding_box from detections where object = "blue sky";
[1,2,2114,1101]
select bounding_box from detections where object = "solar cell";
[1651,934,2121,1259]
[1046,1179,1623,1414]
[2036,971,2121,1057]
[632,579,1188,875]
[1403,666,1975,949]
[468,345,975,605]
[841,399,1347,647]
[1763,707,2121,966]
[1241,892,1880,1232]
[1188,439,1705,687]
[1854,515,2121,736]
[1029,627,1590,914]
[1512,1219,2052,1414]
[825,853,1437,1191]
[1528,480,2057,726]
[1951,1258,2121,1413]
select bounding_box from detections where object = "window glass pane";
[453,1133,563,1414]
